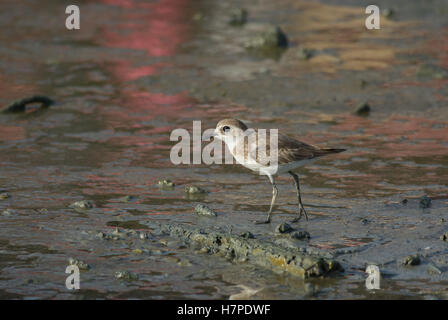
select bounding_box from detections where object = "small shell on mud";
[158,179,175,188]
[354,102,371,116]
[0,192,11,200]
[185,185,208,194]
[402,254,421,266]
[228,8,248,26]
[69,200,94,210]
[275,222,293,234]
[68,258,91,271]
[240,231,255,239]
[118,195,137,203]
[440,232,448,242]
[244,25,289,49]
[139,232,149,240]
[291,231,311,240]
[114,270,139,281]
[419,195,431,209]
[194,204,217,217]
[382,8,395,18]
[297,48,313,60]
[1,209,15,216]
[177,259,192,267]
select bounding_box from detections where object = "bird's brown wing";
[248,133,345,165]
[276,135,320,164]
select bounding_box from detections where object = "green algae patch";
[148,222,343,279]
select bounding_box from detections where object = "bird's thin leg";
[289,171,309,222]
[254,175,277,224]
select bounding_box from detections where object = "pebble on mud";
[177,259,192,267]
[0,192,11,200]
[360,79,368,89]
[416,63,448,80]
[291,231,311,240]
[275,222,293,234]
[382,8,395,18]
[297,48,313,60]
[244,25,289,50]
[97,228,149,241]
[68,258,91,271]
[240,231,255,239]
[69,200,94,210]
[194,204,217,217]
[158,179,175,188]
[228,8,248,26]
[185,185,208,194]
[118,195,137,203]
[139,232,149,240]
[354,103,371,116]
[440,232,448,242]
[402,254,421,266]
[1,209,15,216]
[419,195,431,209]
[192,12,204,21]
[114,270,139,281]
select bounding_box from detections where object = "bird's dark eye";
[222,126,230,133]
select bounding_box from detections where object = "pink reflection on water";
[109,61,169,81]
[93,0,201,155]
[427,26,448,70]
[99,0,193,57]
[95,0,201,123]
[332,114,448,158]
[0,126,26,141]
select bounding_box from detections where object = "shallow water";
[0,0,447,299]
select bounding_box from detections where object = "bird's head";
[213,118,248,144]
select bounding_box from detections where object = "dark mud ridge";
[145,222,343,279]
[0,95,54,113]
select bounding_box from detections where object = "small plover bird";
[213,118,345,224]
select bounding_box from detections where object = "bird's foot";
[290,207,309,223]
[253,218,271,225]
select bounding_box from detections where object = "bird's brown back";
[276,134,345,164]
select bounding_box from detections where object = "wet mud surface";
[0,0,448,299]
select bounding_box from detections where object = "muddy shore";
[0,0,447,299]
